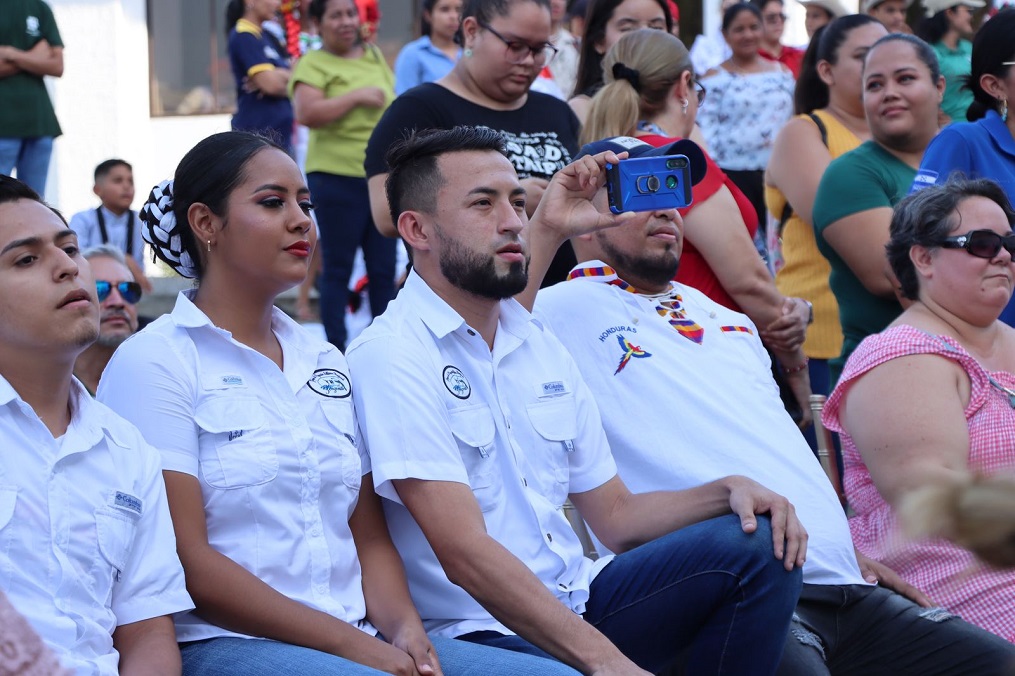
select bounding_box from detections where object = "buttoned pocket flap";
[448,405,496,449]
[526,396,578,441]
[193,395,266,433]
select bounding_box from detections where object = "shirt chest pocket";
[93,506,138,605]
[448,405,502,513]
[0,486,16,590]
[525,396,577,506]
[195,394,279,489]
[319,401,363,491]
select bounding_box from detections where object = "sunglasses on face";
[96,280,143,304]
[937,229,1015,259]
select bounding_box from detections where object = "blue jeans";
[465,515,802,675]
[180,634,581,676]
[307,172,396,351]
[0,137,54,195]
[779,584,1015,675]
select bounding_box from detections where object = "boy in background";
[69,159,151,292]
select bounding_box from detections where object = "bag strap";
[94,207,135,255]
[777,112,830,236]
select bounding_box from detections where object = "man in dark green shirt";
[0,0,63,195]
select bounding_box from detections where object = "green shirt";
[934,39,974,123]
[0,0,62,138]
[290,45,394,178]
[813,141,913,383]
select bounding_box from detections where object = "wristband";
[782,357,809,375]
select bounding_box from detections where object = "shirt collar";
[402,269,537,340]
[567,260,677,296]
[985,109,1015,155]
[0,373,110,450]
[169,289,332,357]
[236,18,263,36]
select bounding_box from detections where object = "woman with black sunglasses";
[823,177,1015,643]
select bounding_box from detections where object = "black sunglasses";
[937,229,1015,259]
[96,280,142,304]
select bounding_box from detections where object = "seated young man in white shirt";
[347,125,807,675]
[0,175,193,675]
[532,136,1015,675]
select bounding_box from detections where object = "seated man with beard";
[73,245,142,395]
[533,136,1015,675]
[347,125,806,676]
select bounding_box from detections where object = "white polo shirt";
[98,290,376,643]
[346,272,618,639]
[0,375,192,675]
[534,262,864,587]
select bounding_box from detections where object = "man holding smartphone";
[348,125,806,675]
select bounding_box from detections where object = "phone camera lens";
[646,175,660,192]
[666,175,677,189]
[665,158,688,169]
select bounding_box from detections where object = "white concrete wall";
[46,0,229,222]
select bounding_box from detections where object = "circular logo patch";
[443,365,471,399]
[307,368,351,398]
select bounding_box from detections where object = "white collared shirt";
[347,272,618,639]
[98,290,376,643]
[68,207,146,267]
[534,262,864,586]
[0,376,192,675]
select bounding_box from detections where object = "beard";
[96,332,130,348]
[596,232,680,288]
[435,226,529,300]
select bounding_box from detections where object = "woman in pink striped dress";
[824,177,1015,642]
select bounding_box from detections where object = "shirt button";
[311,527,322,537]
[546,533,553,542]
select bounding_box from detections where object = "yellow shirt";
[290,45,394,177]
[767,110,860,360]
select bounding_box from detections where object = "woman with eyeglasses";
[757,0,803,78]
[365,0,581,285]
[289,0,397,352]
[697,3,795,256]
[823,178,1015,641]
[812,34,944,385]
[765,15,887,412]
[582,28,814,426]
[911,9,1015,325]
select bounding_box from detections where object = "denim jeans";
[306,172,396,351]
[466,515,802,675]
[180,634,581,676]
[778,583,1015,675]
[0,137,54,196]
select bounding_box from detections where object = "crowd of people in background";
[3,0,1015,672]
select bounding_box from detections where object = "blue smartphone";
[606,155,694,214]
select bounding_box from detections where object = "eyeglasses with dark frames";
[763,12,787,23]
[477,20,558,66]
[937,229,1015,259]
[96,280,143,304]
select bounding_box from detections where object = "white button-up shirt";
[535,262,864,587]
[0,376,192,675]
[347,272,618,639]
[99,290,375,643]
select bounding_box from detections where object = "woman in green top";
[915,0,985,124]
[812,34,944,383]
[291,0,396,350]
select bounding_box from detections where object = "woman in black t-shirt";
[365,0,581,283]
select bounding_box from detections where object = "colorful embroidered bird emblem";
[615,334,651,374]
